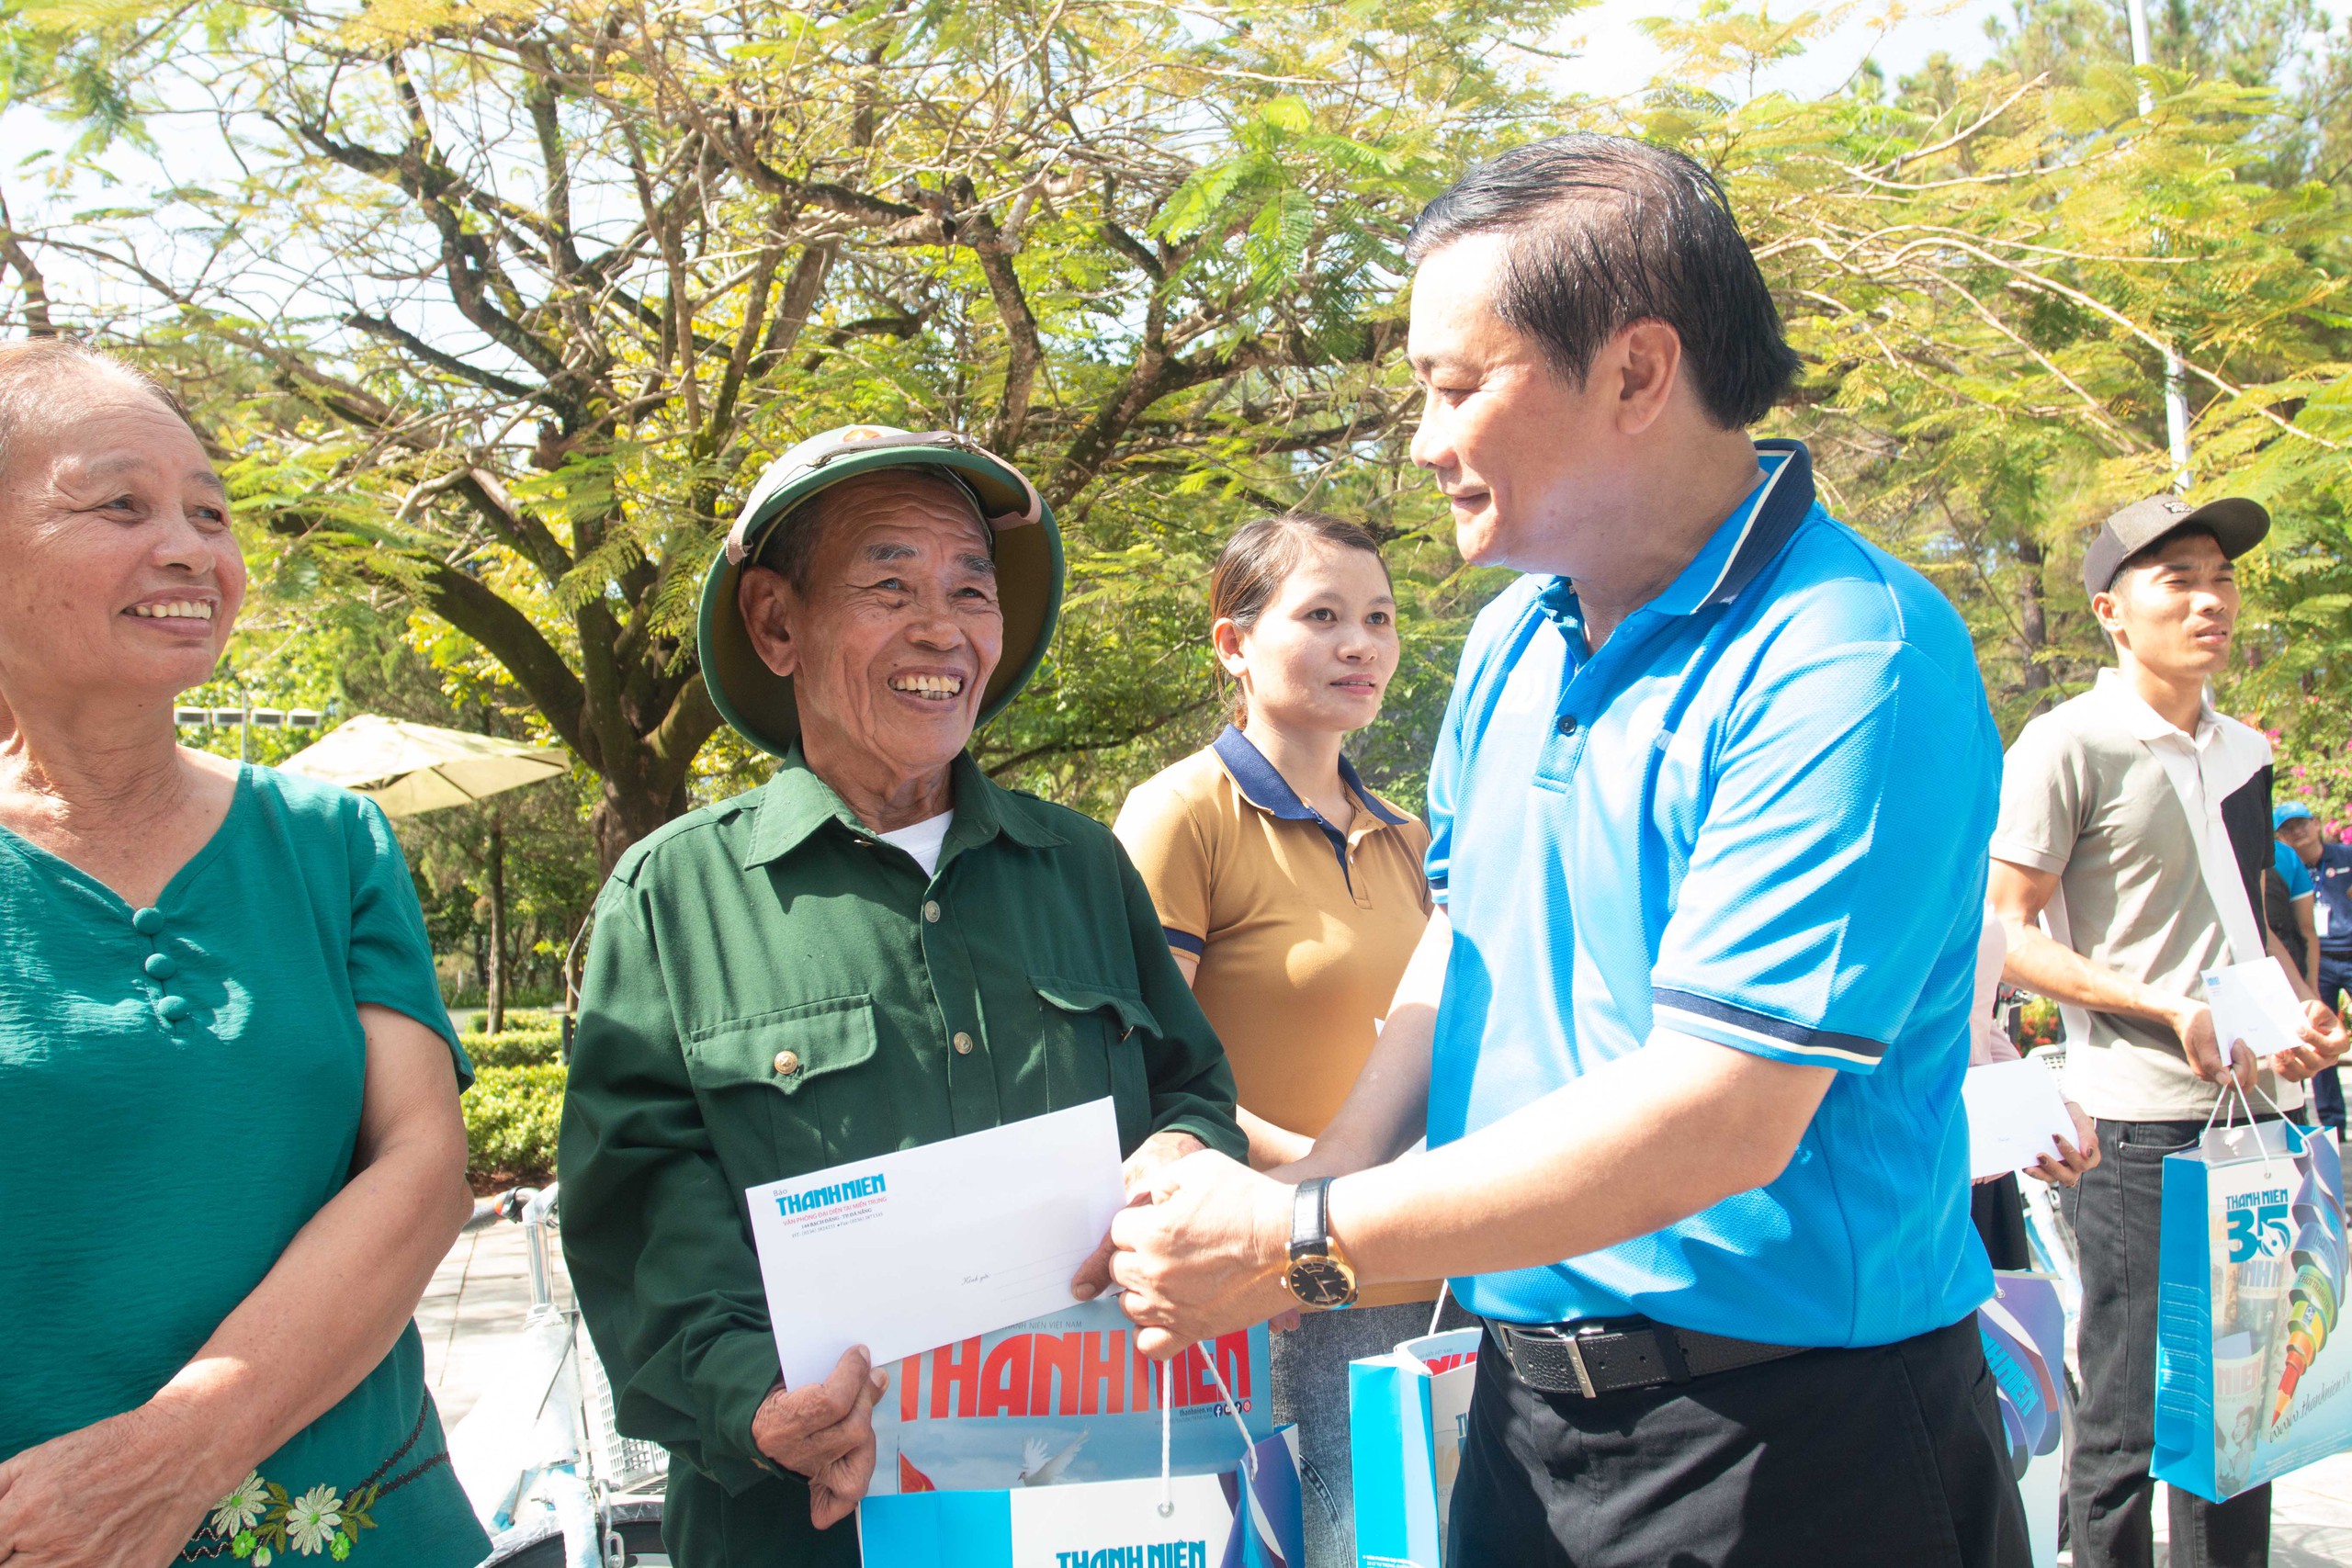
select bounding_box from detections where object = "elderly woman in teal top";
[0,341,487,1568]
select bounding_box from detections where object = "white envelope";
[2202,957,2309,1063]
[747,1098,1126,1393]
[1962,1057,2078,1181]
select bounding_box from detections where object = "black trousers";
[2312,959,2350,1134]
[1444,1314,2030,1567]
[2061,1118,2270,1568]
[1971,1172,2034,1273]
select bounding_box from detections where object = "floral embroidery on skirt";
[178,1396,449,1562]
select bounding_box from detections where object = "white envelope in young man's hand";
[745,1098,1127,1393]
[2201,957,2311,1066]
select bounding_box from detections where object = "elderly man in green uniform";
[559,426,1246,1567]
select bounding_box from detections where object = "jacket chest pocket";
[1030,974,1159,1155]
[682,995,879,1178]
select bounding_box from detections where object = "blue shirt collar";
[1211,726,1408,829]
[1536,440,1816,629]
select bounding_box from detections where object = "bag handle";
[2200,1075,2254,1139]
[1428,1281,1451,1339]
[2198,1073,2294,1180]
[1157,1338,1273,1535]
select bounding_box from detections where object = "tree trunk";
[2017,534,2052,716]
[486,816,508,1034]
[591,768,692,876]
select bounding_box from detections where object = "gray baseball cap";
[2082,494,2269,598]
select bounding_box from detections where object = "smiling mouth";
[128,601,215,621]
[888,673,966,702]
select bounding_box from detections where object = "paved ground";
[419,1214,573,1428]
[421,1224,2352,1561]
[2249,1455,2352,1566]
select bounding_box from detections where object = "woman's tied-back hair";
[0,338,194,487]
[1209,512,1390,727]
[1404,134,1800,430]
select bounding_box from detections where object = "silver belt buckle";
[1528,1324,1601,1398]
[1563,1328,1600,1398]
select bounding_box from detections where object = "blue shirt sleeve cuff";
[1651,989,1887,1073]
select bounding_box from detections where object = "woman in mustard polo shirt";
[1114,512,1456,1568]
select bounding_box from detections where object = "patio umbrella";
[278,714,570,818]
[281,715,572,1033]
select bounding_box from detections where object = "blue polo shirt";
[2276,840,2315,901]
[2313,842,2352,962]
[1424,441,2000,1348]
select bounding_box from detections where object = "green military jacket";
[558,750,1244,1567]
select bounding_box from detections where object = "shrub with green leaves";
[464,1064,566,1183]
[467,1021,563,1070]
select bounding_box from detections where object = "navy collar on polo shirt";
[1533,440,1815,636]
[1211,725,1405,872]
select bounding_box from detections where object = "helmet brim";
[698,443,1064,759]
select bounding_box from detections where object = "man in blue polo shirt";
[1088,134,2025,1565]
[2279,803,2351,1132]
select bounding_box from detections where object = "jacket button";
[953,1032,975,1055]
[774,1050,800,1076]
[1555,713,1578,737]
[923,900,942,923]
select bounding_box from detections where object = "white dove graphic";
[1017,1430,1089,1486]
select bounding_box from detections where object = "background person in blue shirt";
[1084,135,2028,1567]
[2278,803,2349,1132]
[2272,804,2319,993]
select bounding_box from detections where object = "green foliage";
[463,1064,566,1183]
[2,0,1581,863]
[8,0,2352,837]
[467,1015,564,1070]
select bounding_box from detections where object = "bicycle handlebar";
[465,1184,560,1234]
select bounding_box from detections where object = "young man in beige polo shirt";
[1991,495,2348,1568]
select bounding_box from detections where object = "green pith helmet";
[697,425,1065,759]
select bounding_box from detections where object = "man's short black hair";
[1404,134,1801,430]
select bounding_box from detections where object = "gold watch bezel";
[1283,1242,1360,1309]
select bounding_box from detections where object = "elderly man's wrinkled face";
[740,470,1003,783]
[0,388,244,709]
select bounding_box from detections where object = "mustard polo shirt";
[1116,728,1435,1305]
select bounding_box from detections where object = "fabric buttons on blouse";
[157,996,192,1023]
[143,953,178,981]
[132,907,166,936]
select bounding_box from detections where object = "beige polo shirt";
[1992,670,2300,1120]
[1116,729,1435,1307]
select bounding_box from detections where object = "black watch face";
[1285,1255,1356,1308]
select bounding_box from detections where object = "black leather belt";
[1486,1315,1808,1397]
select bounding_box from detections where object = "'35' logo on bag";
[2226,1200,2293,1262]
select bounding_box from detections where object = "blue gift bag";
[2153,1112,2349,1502]
[863,1334,1303,1568]
[1347,1327,1478,1568]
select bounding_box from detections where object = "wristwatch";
[1283,1177,1360,1309]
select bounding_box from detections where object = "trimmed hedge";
[468,1021,563,1069]
[465,1063,565,1183]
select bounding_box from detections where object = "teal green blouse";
[0,764,489,1567]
